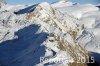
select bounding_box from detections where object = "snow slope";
[52,1,99,19]
[0,1,100,66]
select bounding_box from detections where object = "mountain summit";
[0,1,100,66]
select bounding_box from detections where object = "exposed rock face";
[0,1,100,66]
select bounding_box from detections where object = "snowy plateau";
[0,0,100,66]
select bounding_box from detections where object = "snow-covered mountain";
[0,0,100,66]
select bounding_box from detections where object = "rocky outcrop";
[0,0,6,8]
[0,1,99,66]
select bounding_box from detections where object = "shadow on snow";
[87,52,100,66]
[0,24,48,66]
[14,4,38,14]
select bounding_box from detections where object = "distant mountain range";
[0,0,100,66]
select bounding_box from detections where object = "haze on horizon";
[5,0,100,5]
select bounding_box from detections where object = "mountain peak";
[39,2,50,8]
[52,0,73,8]
[0,0,6,8]
[0,1,100,66]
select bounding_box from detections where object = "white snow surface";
[0,1,100,66]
